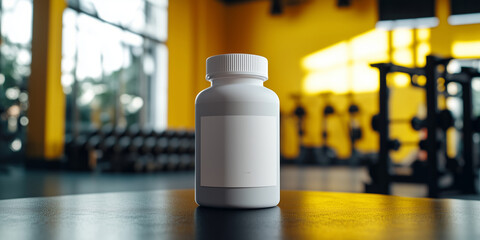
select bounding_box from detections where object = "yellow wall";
[224,0,380,159]
[167,0,480,161]
[432,0,480,57]
[167,0,226,129]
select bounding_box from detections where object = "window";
[0,0,33,159]
[62,0,168,135]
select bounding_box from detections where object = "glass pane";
[62,1,168,134]
[66,0,168,42]
[0,0,32,160]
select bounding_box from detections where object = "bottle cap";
[206,53,268,81]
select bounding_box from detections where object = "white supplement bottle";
[195,53,280,208]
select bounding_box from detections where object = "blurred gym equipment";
[318,92,337,165]
[63,125,195,173]
[366,55,480,198]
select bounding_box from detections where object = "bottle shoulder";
[196,84,279,104]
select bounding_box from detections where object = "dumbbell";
[119,136,144,172]
[437,110,455,131]
[387,138,443,151]
[126,124,141,138]
[132,136,156,173]
[387,139,419,151]
[154,137,169,155]
[294,106,306,118]
[371,114,414,132]
[73,135,88,154]
[141,137,157,172]
[388,139,401,151]
[85,126,100,138]
[178,138,192,154]
[112,136,131,170]
[418,139,442,150]
[188,155,195,169]
[176,138,193,170]
[149,137,169,172]
[113,127,128,138]
[166,129,191,139]
[101,136,117,170]
[323,105,335,116]
[141,137,157,155]
[186,131,195,140]
[175,130,189,139]
[153,137,172,171]
[141,128,157,138]
[114,136,130,151]
[348,104,359,114]
[163,130,178,139]
[85,135,102,169]
[155,154,169,171]
[410,117,425,131]
[167,137,181,154]
[129,136,144,153]
[372,109,454,132]
[166,154,181,171]
[187,139,195,154]
[411,110,454,131]
[178,154,193,170]
[113,136,130,155]
[100,124,115,138]
[187,138,195,169]
[124,135,147,173]
[86,135,102,150]
[294,106,307,137]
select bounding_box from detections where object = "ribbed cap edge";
[206,53,268,81]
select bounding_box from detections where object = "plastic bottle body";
[195,76,280,208]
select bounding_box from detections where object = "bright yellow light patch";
[416,28,430,41]
[303,72,330,94]
[452,41,480,58]
[351,29,389,62]
[392,28,413,48]
[416,43,431,66]
[302,29,390,94]
[393,48,413,66]
[351,63,380,92]
[302,42,349,71]
[301,28,432,94]
[391,72,410,88]
[302,66,349,94]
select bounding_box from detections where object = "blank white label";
[200,115,277,188]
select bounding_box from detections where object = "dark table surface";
[0,189,479,240]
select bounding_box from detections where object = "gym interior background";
[0,0,480,200]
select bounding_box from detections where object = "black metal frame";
[424,55,441,197]
[367,55,478,197]
[367,63,425,194]
[446,67,480,195]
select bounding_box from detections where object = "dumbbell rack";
[64,126,195,173]
[319,92,337,165]
[367,55,479,198]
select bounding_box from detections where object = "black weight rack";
[367,55,479,198]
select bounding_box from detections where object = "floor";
[0,165,478,200]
